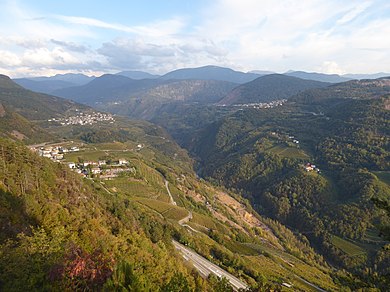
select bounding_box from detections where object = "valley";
[1,67,389,291]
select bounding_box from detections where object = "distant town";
[232,99,287,109]
[48,111,114,126]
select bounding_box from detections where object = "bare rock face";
[0,103,5,117]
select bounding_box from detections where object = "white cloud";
[336,1,372,25]
[0,50,21,67]
[55,15,187,39]
[319,61,346,75]
[0,0,389,76]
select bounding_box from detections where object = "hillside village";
[231,99,287,109]
[48,111,114,126]
[30,143,135,179]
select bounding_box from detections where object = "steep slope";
[0,75,344,290]
[103,79,237,120]
[0,74,88,121]
[177,94,390,289]
[160,65,261,83]
[140,79,237,103]
[285,71,351,83]
[0,103,52,143]
[53,74,165,105]
[0,138,209,291]
[219,74,330,105]
[0,125,342,291]
[291,77,390,103]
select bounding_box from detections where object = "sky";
[0,0,389,77]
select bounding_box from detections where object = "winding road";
[167,181,247,290]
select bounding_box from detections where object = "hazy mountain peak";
[116,70,160,80]
[285,70,351,83]
[160,65,261,83]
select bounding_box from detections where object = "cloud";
[319,61,346,75]
[97,37,229,72]
[55,15,187,38]
[55,15,137,33]
[336,1,372,25]
[0,50,21,67]
[1,0,389,76]
[50,39,88,53]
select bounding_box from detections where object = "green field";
[104,177,166,199]
[267,144,309,159]
[136,198,188,220]
[162,207,189,221]
[331,236,366,256]
[224,240,259,256]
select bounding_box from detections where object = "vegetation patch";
[162,207,189,221]
[224,240,259,256]
[331,236,366,256]
[267,144,309,159]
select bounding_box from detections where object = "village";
[30,144,80,161]
[30,143,135,179]
[232,99,287,109]
[67,158,136,179]
[48,111,114,126]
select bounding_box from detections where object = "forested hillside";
[218,74,329,105]
[0,75,87,121]
[179,95,390,289]
[0,138,209,291]
[1,73,347,290]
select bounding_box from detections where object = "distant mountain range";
[285,71,351,83]
[9,66,390,122]
[159,65,262,83]
[343,72,390,80]
[13,73,95,95]
[218,74,330,105]
[52,74,167,105]
[29,73,95,85]
[11,66,390,98]
[116,70,160,79]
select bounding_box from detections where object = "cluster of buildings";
[232,99,287,109]
[48,111,114,126]
[68,159,135,179]
[32,145,80,161]
[288,135,300,144]
[303,163,320,173]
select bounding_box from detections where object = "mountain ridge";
[218,74,330,105]
[160,65,262,83]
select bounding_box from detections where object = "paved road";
[173,240,248,291]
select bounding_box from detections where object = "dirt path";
[165,180,177,205]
